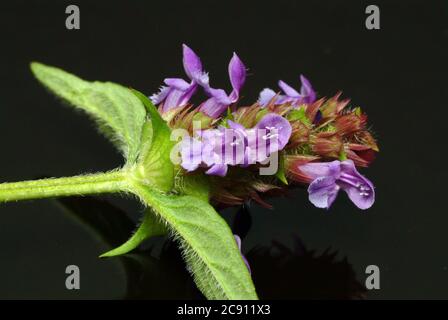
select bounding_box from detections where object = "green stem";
[0,170,128,202]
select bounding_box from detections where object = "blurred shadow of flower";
[246,237,366,299]
[55,197,365,300]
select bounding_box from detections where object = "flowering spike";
[151,44,378,210]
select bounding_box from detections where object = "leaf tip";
[30,61,43,74]
[98,251,114,258]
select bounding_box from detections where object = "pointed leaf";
[131,183,258,300]
[30,62,147,164]
[100,210,167,257]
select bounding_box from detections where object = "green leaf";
[30,62,147,164]
[175,172,210,202]
[99,209,167,258]
[130,183,258,300]
[131,89,175,192]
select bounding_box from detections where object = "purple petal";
[162,85,197,112]
[205,163,228,177]
[197,53,246,117]
[244,129,269,164]
[180,84,198,105]
[234,235,242,249]
[228,53,246,102]
[222,128,246,165]
[163,89,186,112]
[255,113,292,150]
[227,120,246,131]
[180,137,203,171]
[258,88,276,106]
[194,72,210,88]
[234,235,251,274]
[206,88,231,105]
[164,78,191,90]
[199,88,233,118]
[308,175,340,209]
[150,86,171,105]
[152,78,197,113]
[299,74,316,103]
[298,160,341,181]
[338,160,375,210]
[278,80,300,97]
[182,44,203,81]
[198,96,227,118]
[197,129,223,166]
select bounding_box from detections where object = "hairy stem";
[0,170,128,202]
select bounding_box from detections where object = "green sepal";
[288,107,311,125]
[275,153,289,185]
[131,89,175,192]
[354,106,362,116]
[192,112,213,128]
[339,149,348,161]
[255,108,269,123]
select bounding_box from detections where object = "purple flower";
[150,44,208,114]
[299,160,375,210]
[245,113,292,164]
[198,53,246,118]
[180,135,204,172]
[180,127,246,177]
[234,235,251,274]
[255,113,292,151]
[202,127,246,177]
[179,113,292,177]
[258,75,316,107]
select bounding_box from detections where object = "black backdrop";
[0,0,447,299]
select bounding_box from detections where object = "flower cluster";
[151,45,378,210]
[180,113,292,177]
[150,44,246,120]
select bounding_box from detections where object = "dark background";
[0,0,446,299]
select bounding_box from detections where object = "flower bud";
[320,92,350,118]
[311,132,343,158]
[335,113,365,136]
